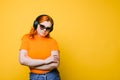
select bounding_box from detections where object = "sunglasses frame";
[39,24,52,31]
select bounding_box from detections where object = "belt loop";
[44,74,47,80]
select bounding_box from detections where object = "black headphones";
[33,14,54,32]
[33,20,39,30]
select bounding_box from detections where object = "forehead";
[40,21,52,27]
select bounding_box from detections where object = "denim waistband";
[30,68,60,80]
[30,68,59,75]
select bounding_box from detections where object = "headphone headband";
[33,14,54,32]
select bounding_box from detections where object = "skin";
[19,21,60,71]
[37,21,52,37]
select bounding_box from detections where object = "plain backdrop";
[0,0,120,80]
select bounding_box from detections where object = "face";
[36,21,52,37]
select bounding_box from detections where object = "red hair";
[29,14,54,39]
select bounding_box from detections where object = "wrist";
[44,59,49,64]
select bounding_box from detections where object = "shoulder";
[21,34,30,40]
[49,37,58,44]
[48,37,59,49]
[49,37,57,42]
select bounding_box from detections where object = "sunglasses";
[39,24,52,31]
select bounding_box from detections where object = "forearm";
[19,50,47,67]
[22,58,47,67]
[19,49,60,67]
[33,50,60,70]
[31,62,59,70]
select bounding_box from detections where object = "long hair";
[29,14,54,39]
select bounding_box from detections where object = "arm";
[19,49,56,67]
[31,62,59,70]
[31,50,60,70]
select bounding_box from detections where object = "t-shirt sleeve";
[50,39,59,51]
[19,35,29,50]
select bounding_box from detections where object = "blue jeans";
[30,69,61,80]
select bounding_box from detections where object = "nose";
[43,28,47,31]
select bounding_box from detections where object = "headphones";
[33,20,39,30]
[33,14,53,32]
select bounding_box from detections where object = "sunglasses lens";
[46,28,51,31]
[40,25,45,30]
[40,24,51,31]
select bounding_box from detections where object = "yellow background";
[0,0,120,80]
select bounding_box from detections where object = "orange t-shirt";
[20,34,59,74]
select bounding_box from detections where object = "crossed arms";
[19,49,60,70]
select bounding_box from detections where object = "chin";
[42,35,46,37]
[40,34,46,37]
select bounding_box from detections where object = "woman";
[19,14,60,80]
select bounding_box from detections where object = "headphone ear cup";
[50,27,53,32]
[33,21,39,30]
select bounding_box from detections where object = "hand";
[45,55,56,64]
[51,50,59,56]
[52,50,59,61]
[45,50,59,64]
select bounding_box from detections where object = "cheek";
[37,26,40,31]
[36,28,41,33]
